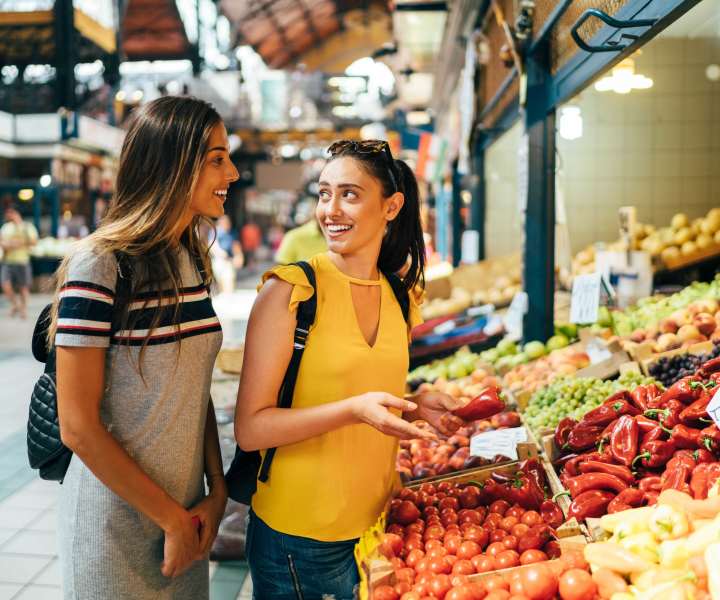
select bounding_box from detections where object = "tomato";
[546,560,565,579]
[560,550,589,572]
[407,521,425,535]
[394,581,412,597]
[445,585,477,600]
[395,567,416,584]
[489,500,510,515]
[427,546,448,560]
[456,540,482,560]
[416,573,433,587]
[415,557,433,573]
[439,497,460,512]
[436,492,448,501]
[458,485,482,509]
[445,555,458,567]
[506,505,525,519]
[519,550,548,565]
[445,525,461,536]
[424,506,439,518]
[511,523,530,539]
[502,535,518,551]
[442,512,459,527]
[485,575,509,591]
[520,564,558,600]
[509,595,531,600]
[404,538,424,555]
[496,550,520,569]
[520,511,542,527]
[485,592,511,600]
[437,481,452,493]
[400,488,418,502]
[510,577,526,595]
[424,525,445,541]
[405,549,425,568]
[466,526,489,549]
[490,529,507,543]
[380,533,404,558]
[452,559,475,575]
[419,483,437,496]
[428,556,452,575]
[426,516,442,527]
[472,554,497,573]
[372,584,399,600]
[450,574,469,587]
[543,540,561,560]
[484,512,503,528]
[500,516,519,532]
[444,536,462,555]
[425,539,443,552]
[486,541,506,557]
[558,569,596,600]
[388,524,405,536]
[428,574,452,599]
[394,501,422,526]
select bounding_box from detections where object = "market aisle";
[0,279,259,600]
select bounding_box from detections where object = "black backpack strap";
[257,260,316,483]
[383,270,410,323]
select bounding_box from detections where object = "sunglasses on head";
[327,139,399,193]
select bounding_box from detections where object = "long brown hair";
[48,96,222,364]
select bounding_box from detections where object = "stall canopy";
[121,0,193,61]
[220,0,390,70]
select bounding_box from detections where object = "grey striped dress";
[55,243,222,599]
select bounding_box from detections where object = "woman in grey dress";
[48,96,238,599]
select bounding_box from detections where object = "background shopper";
[0,204,38,319]
[234,139,461,599]
[49,96,236,600]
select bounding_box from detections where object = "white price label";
[570,273,602,324]
[708,388,720,427]
[470,427,528,461]
[503,292,528,341]
[585,337,613,365]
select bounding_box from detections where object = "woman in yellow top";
[234,140,459,599]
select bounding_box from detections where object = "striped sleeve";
[55,247,117,348]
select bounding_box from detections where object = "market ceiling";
[122,0,192,61]
[219,0,390,70]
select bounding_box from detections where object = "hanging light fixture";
[594,58,653,94]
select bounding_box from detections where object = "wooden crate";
[630,339,714,376]
[659,242,720,271]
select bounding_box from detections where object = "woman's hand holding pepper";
[406,390,465,435]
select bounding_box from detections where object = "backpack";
[27,252,209,482]
[225,261,410,505]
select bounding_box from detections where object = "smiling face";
[188,123,239,220]
[316,157,404,259]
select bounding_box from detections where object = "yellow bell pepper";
[650,504,690,540]
[631,569,690,591]
[584,541,656,573]
[659,538,690,570]
[609,595,635,600]
[706,542,720,599]
[619,532,660,564]
[632,575,696,600]
[601,506,654,533]
[687,515,720,556]
[708,478,720,499]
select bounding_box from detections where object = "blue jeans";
[246,510,359,600]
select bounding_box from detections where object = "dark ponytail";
[328,144,425,291]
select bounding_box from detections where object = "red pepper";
[670,424,704,449]
[629,384,661,412]
[607,488,647,514]
[563,452,602,477]
[579,392,639,428]
[636,414,663,435]
[646,491,659,505]
[700,357,720,375]
[540,499,564,528]
[577,460,636,485]
[661,462,692,493]
[554,417,577,451]
[453,386,505,421]
[567,490,615,521]
[656,375,703,406]
[610,415,639,467]
[690,463,714,499]
[668,449,698,471]
[638,476,662,492]
[693,448,715,464]
[567,424,604,452]
[565,472,629,499]
[632,440,676,469]
[553,453,580,472]
[519,458,548,492]
[701,424,720,453]
[645,400,685,429]
[680,393,712,425]
[503,474,545,510]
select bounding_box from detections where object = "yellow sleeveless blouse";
[251,253,423,541]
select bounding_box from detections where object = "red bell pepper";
[553,453,580,472]
[636,414,663,435]
[701,424,720,453]
[693,448,715,464]
[607,488,648,514]
[638,475,662,493]
[661,462,692,494]
[579,392,639,428]
[645,400,685,429]
[567,424,604,452]
[540,499,564,528]
[690,462,716,499]
[632,440,676,469]
[578,460,635,485]
[680,393,712,425]
[567,490,615,521]
[668,449,698,470]
[670,424,704,450]
[610,415,639,466]
[565,472,629,499]
[503,474,545,510]
[453,386,505,421]
[519,458,548,491]
[554,417,577,450]
[700,356,720,376]
[563,452,603,477]
[629,384,661,412]
[646,491,660,505]
[656,375,703,406]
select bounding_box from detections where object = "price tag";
[708,388,720,427]
[585,337,613,365]
[503,292,528,341]
[470,427,527,461]
[570,273,602,324]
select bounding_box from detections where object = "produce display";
[648,341,720,388]
[398,410,522,481]
[551,356,720,524]
[408,347,502,387]
[583,491,720,599]
[522,372,654,438]
[374,461,576,599]
[502,347,592,398]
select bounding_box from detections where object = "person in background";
[0,204,38,318]
[274,199,327,264]
[240,219,262,271]
[211,215,243,293]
